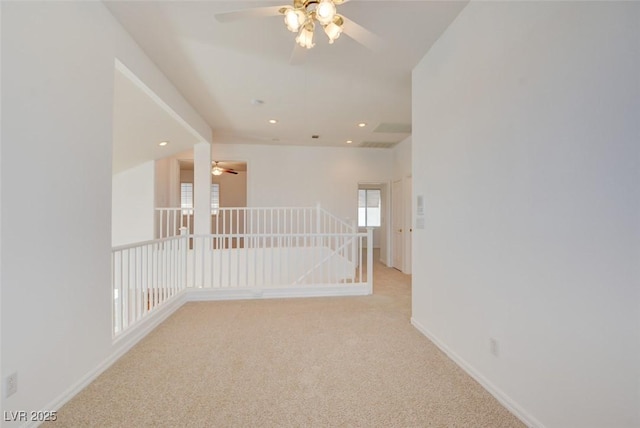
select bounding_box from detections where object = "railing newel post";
[351,219,357,274]
[367,227,373,294]
[180,227,189,289]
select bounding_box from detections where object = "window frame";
[358,188,382,228]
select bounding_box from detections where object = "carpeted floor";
[49,253,524,427]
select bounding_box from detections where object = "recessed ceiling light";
[159,141,169,146]
[358,122,367,128]
[346,140,353,144]
[269,119,278,124]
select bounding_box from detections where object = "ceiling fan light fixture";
[283,6,306,32]
[324,15,343,44]
[211,161,224,176]
[296,22,315,49]
[212,165,224,176]
[316,0,337,25]
[279,0,346,48]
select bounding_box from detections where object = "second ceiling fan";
[211,161,238,176]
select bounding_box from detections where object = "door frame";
[391,179,404,271]
[357,182,390,266]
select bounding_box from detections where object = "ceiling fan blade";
[289,43,307,66]
[214,6,283,23]
[341,16,385,52]
[224,169,239,175]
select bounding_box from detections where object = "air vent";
[373,123,412,133]
[359,141,398,149]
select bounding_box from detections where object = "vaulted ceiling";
[107,1,468,153]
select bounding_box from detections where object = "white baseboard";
[30,291,188,428]
[111,290,188,349]
[410,317,544,428]
[187,284,371,302]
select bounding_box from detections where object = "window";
[211,183,220,215]
[180,182,220,214]
[358,189,381,227]
[181,182,193,215]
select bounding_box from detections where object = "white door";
[392,179,403,271]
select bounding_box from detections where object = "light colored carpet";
[49,253,524,427]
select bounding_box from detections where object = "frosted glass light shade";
[284,7,306,32]
[296,23,315,49]
[316,0,337,25]
[324,20,343,44]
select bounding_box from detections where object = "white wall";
[2,4,113,422]
[0,4,4,414]
[213,143,394,264]
[213,143,394,224]
[112,161,155,246]
[412,2,640,428]
[155,156,180,208]
[214,172,247,208]
[0,2,210,423]
[180,168,193,184]
[393,137,411,181]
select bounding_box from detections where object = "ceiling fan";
[214,0,382,56]
[211,161,238,176]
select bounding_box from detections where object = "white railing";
[113,225,373,338]
[156,208,193,239]
[187,231,369,288]
[155,205,354,239]
[112,235,188,336]
[212,206,355,236]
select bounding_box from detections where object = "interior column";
[193,142,212,235]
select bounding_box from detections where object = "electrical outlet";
[4,372,18,398]
[489,338,500,357]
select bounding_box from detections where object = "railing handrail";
[113,230,366,251]
[317,205,355,231]
[112,234,185,252]
[156,206,318,211]
[189,232,366,239]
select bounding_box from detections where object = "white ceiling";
[107,0,468,152]
[112,67,203,173]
